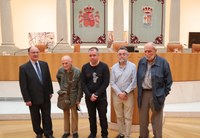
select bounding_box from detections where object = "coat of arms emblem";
[79,5,100,27]
[142,6,153,26]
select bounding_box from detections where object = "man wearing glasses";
[19,46,54,138]
[110,46,137,138]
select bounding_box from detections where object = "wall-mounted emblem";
[79,5,100,27]
[142,6,153,26]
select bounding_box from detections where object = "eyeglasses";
[144,50,153,53]
[118,53,127,56]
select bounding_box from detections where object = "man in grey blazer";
[19,46,54,138]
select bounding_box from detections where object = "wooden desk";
[0,53,200,124]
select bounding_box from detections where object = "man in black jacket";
[19,46,54,138]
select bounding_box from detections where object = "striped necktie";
[35,62,43,83]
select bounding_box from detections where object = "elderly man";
[56,55,82,138]
[137,42,173,138]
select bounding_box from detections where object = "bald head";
[61,55,72,71]
[28,46,37,52]
[61,55,72,62]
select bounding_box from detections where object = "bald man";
[137,42,173,138]
[56,55,82,138]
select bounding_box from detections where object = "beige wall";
[0,0,200,48]
[11,0,56,49]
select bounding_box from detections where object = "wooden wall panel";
[0,53,200,81]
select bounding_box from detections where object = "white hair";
[145,42,157,50]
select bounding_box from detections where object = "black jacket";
[19,60,53,105]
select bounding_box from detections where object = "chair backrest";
[167,44,183,53]
[112,42,128,52]
[125,46,135,52]
[192,44,200,53]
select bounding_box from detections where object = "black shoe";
[116,134,124,138]
[45,135,55,138]
[88,133,96,138]
[62,133,70,138]
[36,134,43,138]
[73,133,79,138]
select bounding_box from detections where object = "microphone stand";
[51,38,63,53]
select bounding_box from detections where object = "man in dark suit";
[19,46,54,138]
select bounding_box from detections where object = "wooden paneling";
[1,53,199,81]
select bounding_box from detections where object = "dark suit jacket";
[19,60,53,105]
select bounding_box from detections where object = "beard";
[119,58,127,63]
[145,55,156,62]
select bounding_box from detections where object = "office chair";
[192,44,200,53]
[167,44,183,53]
[112,42,128,52]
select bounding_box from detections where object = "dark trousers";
[139,90,163,138]
[29,101,53,136]
[85,97,108,137]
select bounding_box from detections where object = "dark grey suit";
[19,60,54,136]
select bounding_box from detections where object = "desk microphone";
[51,38,64,53]
[14,48,29,55]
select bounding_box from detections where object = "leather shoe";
[73,133,79,138]
[88,133,96,138]
[36,134,43,138]
[45,135,55,138]
[62,133,70,138]
[116,134,124,138]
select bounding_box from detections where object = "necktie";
[35,62,43,83]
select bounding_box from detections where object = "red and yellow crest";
[79,5,100,27]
